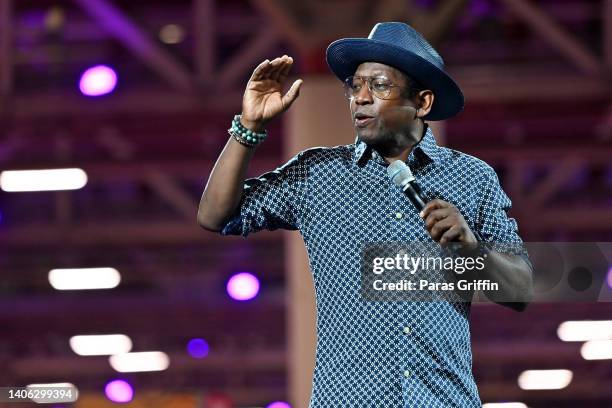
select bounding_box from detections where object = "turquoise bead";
[229,115,266,146]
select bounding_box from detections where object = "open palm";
[241,55,302,131]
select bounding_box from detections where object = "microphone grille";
[387,160,415,188]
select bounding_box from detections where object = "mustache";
[353,111,375,119]
[353,105,418,120]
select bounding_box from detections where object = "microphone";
[387,160,427,211]
[387,159,487,243]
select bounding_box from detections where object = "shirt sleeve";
[220,152,308,237]
[476,166,532,267]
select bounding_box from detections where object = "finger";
[429,217,455,241]
[419,199,449,219]
[270,59,287,81]
[255,57,282,81]
[269,55,288,80]
[281,79,303,110]
[267,57,286,81]
[439,224,462,244]
[251,59,271,81]
[276,56,294,81]
[424,208,451,230]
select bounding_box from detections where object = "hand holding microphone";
[387,160,478,245]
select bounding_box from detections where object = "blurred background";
[1,0,611,407]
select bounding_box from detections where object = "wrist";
[240,116,266,133]
[229,114,267,148]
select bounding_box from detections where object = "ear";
[415,90,434,118]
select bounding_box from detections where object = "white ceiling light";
[580,339,612,360]
[518,369,572,390]
[109,351,170,373]
[557,320,612,341]
[70,334,133,356]
[159,24,185,44]
[0,168,87,192]
[48,267,121,290]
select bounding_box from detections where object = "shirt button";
[404,370,411,378]
[403,326,411,335]
[395,212,403,219]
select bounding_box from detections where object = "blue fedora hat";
[326,22,464,121]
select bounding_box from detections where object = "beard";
[357,120,422,147]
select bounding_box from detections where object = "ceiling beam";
[0,0,12,99]
[4,88,243,118]
[453,67,609,102]
[523,158,583,208]
[605,0,612,68]
[0,292,285,325]
[0,221,280,247]
[371,0,414,24]
[11,351,286,382]
[144,170,200,221]
[412,0,470,46]
[3,69,608,119]
[252,0,310,53]
[73,0,194,92]
[472,147,611,163]
[473,342,580,364]
[536,209,612,231]
[2,158,277,182]
[193,0,215,85]
[218,25,278,88]
[498,0,604,75]
[479,380,612,401]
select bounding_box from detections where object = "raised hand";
[240,55,303,132]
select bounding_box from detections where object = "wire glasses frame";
[343,75,407,100]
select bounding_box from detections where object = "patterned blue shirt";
[221,125,526,407]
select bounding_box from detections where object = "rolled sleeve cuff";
[219,211,251,238]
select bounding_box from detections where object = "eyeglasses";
[343,75,406,100]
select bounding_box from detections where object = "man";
[198,22,533,407]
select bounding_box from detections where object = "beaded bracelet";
[228,114,267,147]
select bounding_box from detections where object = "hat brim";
[326,38,464,121]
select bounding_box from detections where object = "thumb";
[281,79,303,111]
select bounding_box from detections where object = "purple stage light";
[266,402,291,408]
[104,379,133,403]
[607,266,612,289]
[79,65,117,96]
[226,272,260,301]
[187,338,209,359]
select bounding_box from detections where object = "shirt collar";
[353,124,442,167]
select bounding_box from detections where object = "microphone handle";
[402,182,427,211]
[404,182,486,242]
